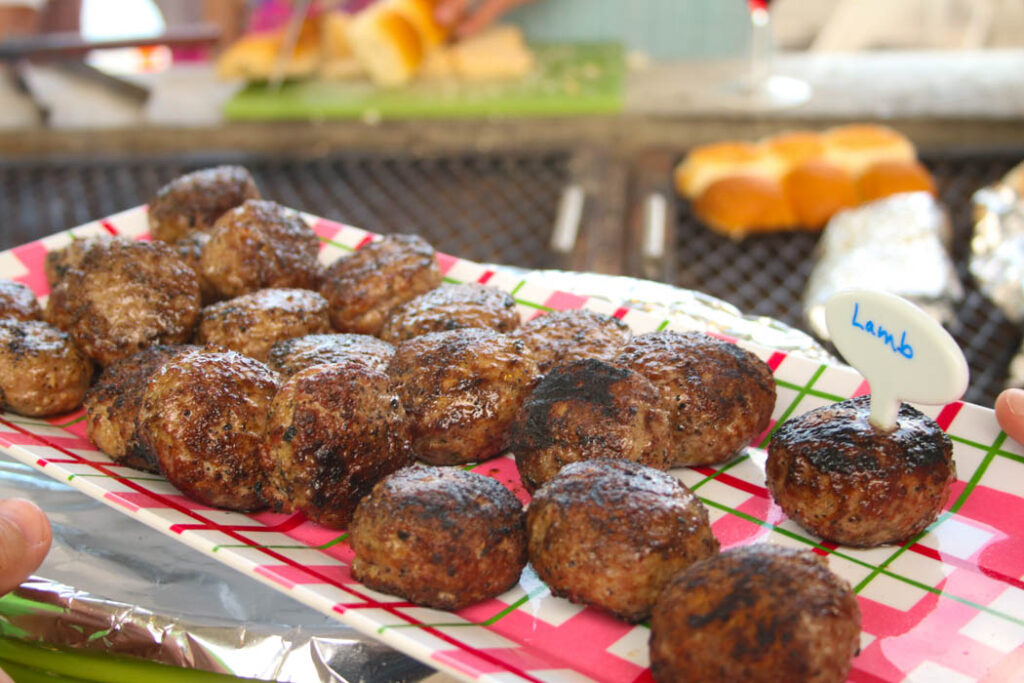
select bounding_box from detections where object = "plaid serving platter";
[1,205,1022,683]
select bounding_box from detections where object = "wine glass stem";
[750,7,773,87]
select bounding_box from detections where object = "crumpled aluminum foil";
[802,192,963,341]
[971,179,1024,387]
[971,183,1024,322]
[0,458,439,682]
[2,273,832,682]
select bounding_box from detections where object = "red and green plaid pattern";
[1,206,1021,682]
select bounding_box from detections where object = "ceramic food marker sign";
[824,290,969,431]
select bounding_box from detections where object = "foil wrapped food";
[1,273,831,682]
[971,174,1024,387]
[971,182,1024,322]
[803,192,963,341]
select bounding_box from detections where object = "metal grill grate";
[3,147,1020,406]
[672,148,1024,407]
[0,151,571,270]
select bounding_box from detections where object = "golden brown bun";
[856,160,936,203]
[824,124,916,176]
[320,57,365,80]
[419,47,455,80]
[782,160,858,230]
[675,142,782,200]
[762,131,826,171]
[676,124,929,236]
[216,21,322,81]
[449,25,534,81]
[694,176,795,238]
[321,10,354,60]
[385,0,448,50]
[346,5,425,87]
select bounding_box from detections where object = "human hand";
[433,0,536,39]
[995,388,1024,446]
[0,499,51,595]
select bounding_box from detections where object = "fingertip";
[995,389,1024,445]
[0,499,50,549]
[0,499,51,594]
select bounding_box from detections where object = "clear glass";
[717,0,812,110]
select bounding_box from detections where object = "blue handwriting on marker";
[851,303,914,359]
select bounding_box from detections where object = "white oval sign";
[824,289,969,430]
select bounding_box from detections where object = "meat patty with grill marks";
[266,333,394,379]
[512,309,631,374]
[388,328,539,465]
[350,465,527,610]
[528,459,718,622]
[44,236,115,287]
[505,358,672,492]
[0,279,41,321]
[0,320,92,417]
[44,238,200,366]
[148,165,260,244]
[200,199,322,299]
[197,288,331,362]
[615,331,776,467]
[766,395,955,547]
[379,283,519,343]
[85,345,197,472]
[650,544,861,683]
[137,349,278,511]
[320,234,442,335]
[262,360,411,528]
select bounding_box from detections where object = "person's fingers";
[434,0,470,27]
[995,388,1024,446]
[0,499,51,595]
[454,0,533,38]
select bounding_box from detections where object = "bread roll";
[675,142,783,200]
[347,5,424,86]
[762,131,826,171]
[678,124,931,236]
[321,11,354,60]
[385,0,448,50]
[694,176,795,238]
[823,124,916,176]
[782,160,857,229]
[419,47,455,80]
[216,21,322,81]
[856,160,936,202]
[449,25,534,82]
[319,11,364,79]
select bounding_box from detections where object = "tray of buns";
[1,203,1023,682]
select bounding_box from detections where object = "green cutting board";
[223,43,624,121]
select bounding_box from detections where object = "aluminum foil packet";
[971,174,1024,387]
[971,182,1024,322]
[803,192,963,341]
